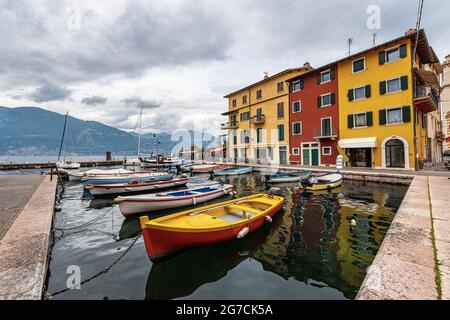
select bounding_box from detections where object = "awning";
[338,137,377,149]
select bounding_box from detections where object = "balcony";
[313,127,338,140]
[250,114,265,125]
[414,85,439,113]
[436,131,445,142]
[221,121,239,130]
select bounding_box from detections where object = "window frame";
[353,112,368,128]
[352,57,366,74]
[291,80,302,92]
[320,93,333,107]
[292,121,302,135]
[242,95,247,105]
[353,86,367,101]
[276,81,284,93]
[320,69,332,83]
[386,77,402,94]
[277,102,284,119]
[386,107,403,125]
[292,148,300,156]
[322,146,332,156]
[256,89,262,100]
[321,117,332,137]
[292,100,301,113]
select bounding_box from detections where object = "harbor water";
[45,172,408,300]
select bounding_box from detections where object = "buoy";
[351,219,357,226]
[237,227,250,239]
[265,216,273,223]
[54,205,62,212]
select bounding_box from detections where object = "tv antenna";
[372,33,377,46]
[347,38,353,56]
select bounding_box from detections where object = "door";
[302,149,310,166]
[312,149,319,166]
[386,139,405,168]
[279,146,287,165]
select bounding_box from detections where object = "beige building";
[442,55,450,151]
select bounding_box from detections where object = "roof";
[224,66,313,98]
[286,29,439,83]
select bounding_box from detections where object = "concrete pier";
[357,176,450,300]
[0,175,57,300]
[0,160,123,171]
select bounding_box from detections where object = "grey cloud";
[27,83,72,103]
[121,97,161,110]
[82,95,107,106]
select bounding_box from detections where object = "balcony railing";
[313,127,338,139]
[414,85,438,113]
[250,114,265,125]
[221,121,239,130]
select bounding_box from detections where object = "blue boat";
[266,170,311,183]
[83,173,173,186]
[213,166,253,176]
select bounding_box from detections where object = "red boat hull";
[141,202,283,260]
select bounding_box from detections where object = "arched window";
[386,139,405,168]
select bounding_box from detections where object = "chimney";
[405,28,417,36]
[303,62,311,69]
[263,72,269,79]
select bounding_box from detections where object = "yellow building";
[222,64,312,164]
[337,29,441,170]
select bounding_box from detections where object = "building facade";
[287,64,339,166]
[222,66,311,164]
[442,55,450,151]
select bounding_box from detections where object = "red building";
[287,64,339,166]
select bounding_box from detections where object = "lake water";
[45,172,408,300]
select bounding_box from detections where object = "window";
[354,113,367,128]
[278,124,285,141]
[354,86,366,100]
[277,102,284,118]
[386,48,400,63]
[387,78,401,93]
[319,93,334,107]
[352,58,365,73]
[291,80,302,92]
[380,44,407,65]
[277,82,284,93]
[292,101,301,113]
[321,70,331,83]
[242,95,247,104]
[232,132,237,145]
[387,108,402,124]
[292,148,300,156]
[240,112,250,121]
[256,128,263,143]
[240,130,250,144]
[322,147,332,156]
[292,122,302,135]
[256,89,262,100]
[321,118,332,136]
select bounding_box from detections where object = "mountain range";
[0,106,216,156]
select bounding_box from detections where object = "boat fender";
[351,219,357,227]
[54,205,62,212]
[131,179,139,185]
[265,216,272,223]
[193,197,197,205]
[310,177,318,184]
[237,227,249,239]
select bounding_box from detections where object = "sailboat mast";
[57,112,68,162]
[137,106,143,158]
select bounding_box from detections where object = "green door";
[302,149,310,166]
[312,149,319,166]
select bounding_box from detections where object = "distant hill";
[0,106,215,156]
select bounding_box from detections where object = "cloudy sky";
[1,0,449,135]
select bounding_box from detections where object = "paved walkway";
[0,175,44,240]
[0,175,57,300]
[357,175,450,299]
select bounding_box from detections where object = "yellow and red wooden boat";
[139,194,284,260]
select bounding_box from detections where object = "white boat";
[86,177,189,196]
[114,184,234,216]
[124,157,141,166]
[56,112,80,170]
[83,172,172,185]
[57,160,80,170]
[300,173,343,191]
[265,170,311,183]
[191,164,217,173]
[213,166,253,176]
[67,168,135,181]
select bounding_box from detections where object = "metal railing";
[313,127,338,139]
[250,114,265,124]
[221,121,239,130]
[414,85,439,107]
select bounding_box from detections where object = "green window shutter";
[317,96,322,108]
[330,69,335,80]
[401,76,408,90]
[402,105,411,123]
[399,44,407,58]
[379,109,387,125]
[233,135,237,144]
[317,74,322,84]
[347,89,354,101]
[365,85,371,98]
[366,111,373,126]
[300,79,304,90]
[331,93,336,105]
[347,114,354,129]
[379,81,387,95]
[278,125,285,141]
[379,51,386,65]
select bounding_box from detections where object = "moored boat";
[56,159,80,170]
[191,164,217,173]
[83,172,172,185]
[115,184,234,216]
[300,173,343,191]
[265,170,311,183]
[86,177,189,196]
[139,193,284,260]
[213,166,252,176]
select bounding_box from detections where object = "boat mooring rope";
[47,234,142,298]
[54,205,116,232]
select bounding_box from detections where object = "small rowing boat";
[213,166,252,176]
[139,193,284,260]
[300,173,343,191]
[191,164,217,173]
[265,170,311,183]
[86,177,189,196]
[83,172,172,185]
[115,184,234,216]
